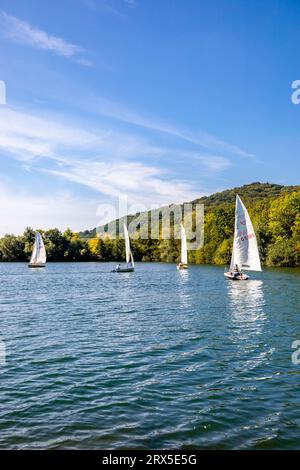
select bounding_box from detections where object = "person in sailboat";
[232,264,239,277]
[233,264,239,273]
[115,263,121,271]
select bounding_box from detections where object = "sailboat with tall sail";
[177,223,188,269]
[112,223,135,273]
[28,231,46,268]
[224,195,261,280]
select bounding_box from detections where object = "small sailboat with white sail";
[224,195,261,281]
[112,224,135,273]
[28,231,46,268]
[177,223,188,270]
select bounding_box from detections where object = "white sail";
[124,223,134,267]
[230,195,261,272]
[180,223,188,265]
[30,231,46,265]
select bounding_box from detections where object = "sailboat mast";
[230,197,238,270]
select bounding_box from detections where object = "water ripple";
[1,263,300,449]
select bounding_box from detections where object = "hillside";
[1,182,300,266]
[77,181,300,267]
[79,182,300,239]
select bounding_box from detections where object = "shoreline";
[0,261,300,269]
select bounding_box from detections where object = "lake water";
[0,262,300,449]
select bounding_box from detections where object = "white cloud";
[0,107,174,181]
[45,160,197,208]
[0,105,229,172]
[1,107,228,172]
[0,183,98,236]
[0,105,235,232]
[0,106,206,212]
[0,11,92,66]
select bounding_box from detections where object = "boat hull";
[28,263,46,268]
[112,267,134,273]
[224,272,249,281]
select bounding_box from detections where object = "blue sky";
[0,0,300,234]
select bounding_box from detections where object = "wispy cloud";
[45,161,198,207]
[80,0,127,19]
[0,11,92,66]
[188,153,231,171]
[0,103,236,231]
[0,106,216,207]
[80,95,255,159]
[0,106,230,170]
[0,107,165,163]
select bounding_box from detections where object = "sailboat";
[28,231,46,268]
[112,224,135,273]
[177,223,188,269]
[224,195,261,280]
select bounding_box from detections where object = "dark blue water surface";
[0,262,300,449]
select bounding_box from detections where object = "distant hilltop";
[191,182,300,207]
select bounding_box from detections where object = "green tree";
[267,240,300,267]
[22,227,36,259]
[64,233,91,261]
[44,228,68,261]
[0,235,25,261]
[88,237,106,260]
[213,238,232,265]
[269,192,300,240]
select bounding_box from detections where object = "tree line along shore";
[1,183,300,267]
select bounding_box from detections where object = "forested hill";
[79,182,300,239]
[1,182,300,266]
